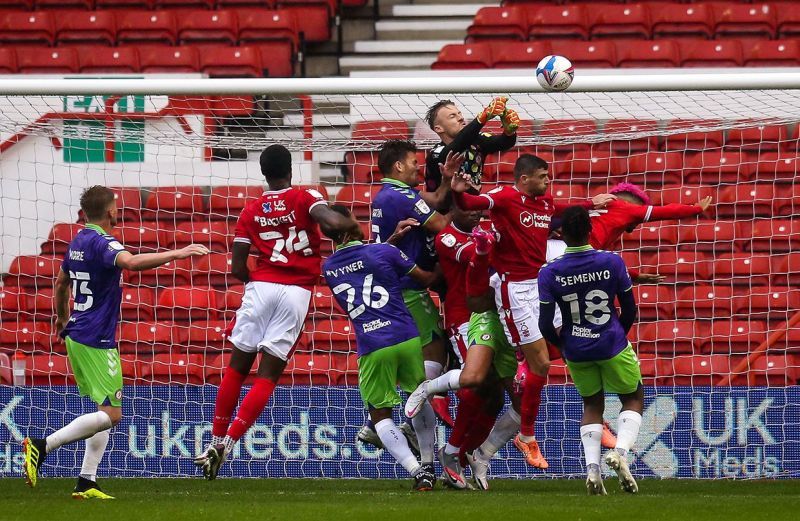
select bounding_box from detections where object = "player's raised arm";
[114,244,209,271]
[419,150,464,210]
[451,173,493,210]
[477,107,519,154]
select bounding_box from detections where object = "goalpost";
[0,72,799,480]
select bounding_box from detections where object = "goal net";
[0,74,799,480]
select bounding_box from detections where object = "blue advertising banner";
[1,386,798,479]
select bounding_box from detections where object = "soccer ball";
[536,55,574,92]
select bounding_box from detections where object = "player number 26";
[563,290,611,326]
[332,274,389,320]
[69,270,93,311]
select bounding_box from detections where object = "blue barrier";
[1,386,798,479]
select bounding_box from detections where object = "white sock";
[517,433,535,443]
[580,424,603,469]
[411,401,436,464]
[479,407,521,459]
[222,435,235,454]
[616,410,642,456]
[211,435,224,447]
[375,418,420,475]
[426,369,462,395]
[79,429,110,482]
[444,442,460,455]
[424,360,443,380]
[46,411,112,453]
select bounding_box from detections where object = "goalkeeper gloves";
[477,96,508,124]
[500,108,520,136]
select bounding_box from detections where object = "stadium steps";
[340,0,487,74]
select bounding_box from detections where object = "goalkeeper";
[424,97,519,206]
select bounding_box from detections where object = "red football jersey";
[590,199,702,250]
[233,186,327,287]
[455,186,588,281]
[435,223,476,329]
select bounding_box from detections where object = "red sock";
[520,373,546,437]
[212,366,247,437]
[449,388,482,447]
[227,377,276,441]
[461,409,497,454]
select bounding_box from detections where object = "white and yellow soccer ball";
[536,55,574,92]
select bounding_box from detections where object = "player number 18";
[563,290,611,326]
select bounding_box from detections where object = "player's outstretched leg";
[203,442,228,481]
[607,384,644,494]
[513,360,549,469]
[73,476,115,500]
[22,437,47,488]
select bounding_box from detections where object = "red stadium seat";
[16,47,78,73]
[334,185,381,220]
[109,187,142,223]
[773,253,800,286]
[466,6,528,42]
[698,320,766,354]
[491,41,550,69]
[310,286,343,317]
[199,46,262,78]
[645,250,711,284]
[116,10,177,46]
[0,354,11,386]
[352,120,409,141]
[120,286,156,321]
[598,120,659,154]
[126,257,193,287]
[343,151,379,184]
[36,0,93,10]
[0,0,33,10]
[139,46,199,73]
[0,287,27,319]
[679,40,743,68]
[746,353,800,386]
[208,185,263,218]
[112,222,168,253]
[538,119,598,154]
[0,10,54,46]
[749,219,800,253]
[637,320,695,355]
[737,285,800,321]
[774,184,800,216]
[717,184,775,219]
[650,3,713,40]
[308,318,354,353]
[657,184,717,208]
[619,222,678,250]
[527,5,589,41]
[142,186,205,222]
[777,5,800,39]
[28,354,73,386]
[625,151,683,186]
[275,0,333,42]
[41,223,83,255]
[154,0,214,8]
[632,285,676,321]
[588,4,650,40]
[726,125,788,152]
[683,150,755,184]
[220,285,243,317]
[4,255,61,288]
[55,11,116,47]
[237,8,298,49]
[157,286,218,322]
[678,220,741,254]
[281,353,340,386]
[25,287,55,321]
[191,253,235,288]
[662,119,724,152]
[548,40,615,69]
[615,39,680,68]
[0,322,50,354]
[142,353,205,385]
[712,253,773,286]
[744,40,800,67]
[0,47,15,73]
[432,43,493,70]
[491,148,540,183]
[177,9,237,45]
[556,151,625,183]
[97,0,155,8]
[712,3,776,40]
[171,221,231,251]
[79,47,140,73]
[676,285,736,319]
[186,320,229,352]
[118,321,186,354]
[549,182,587,202]
[669,354,730,386]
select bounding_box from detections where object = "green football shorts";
[65,336,123,407]
[565,344,642,398]
[467,310,518,380]
[402,289,444,346]
[357,337,425,410]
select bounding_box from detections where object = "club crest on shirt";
[441,233,457,248]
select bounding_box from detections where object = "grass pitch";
[2,478,798,521]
